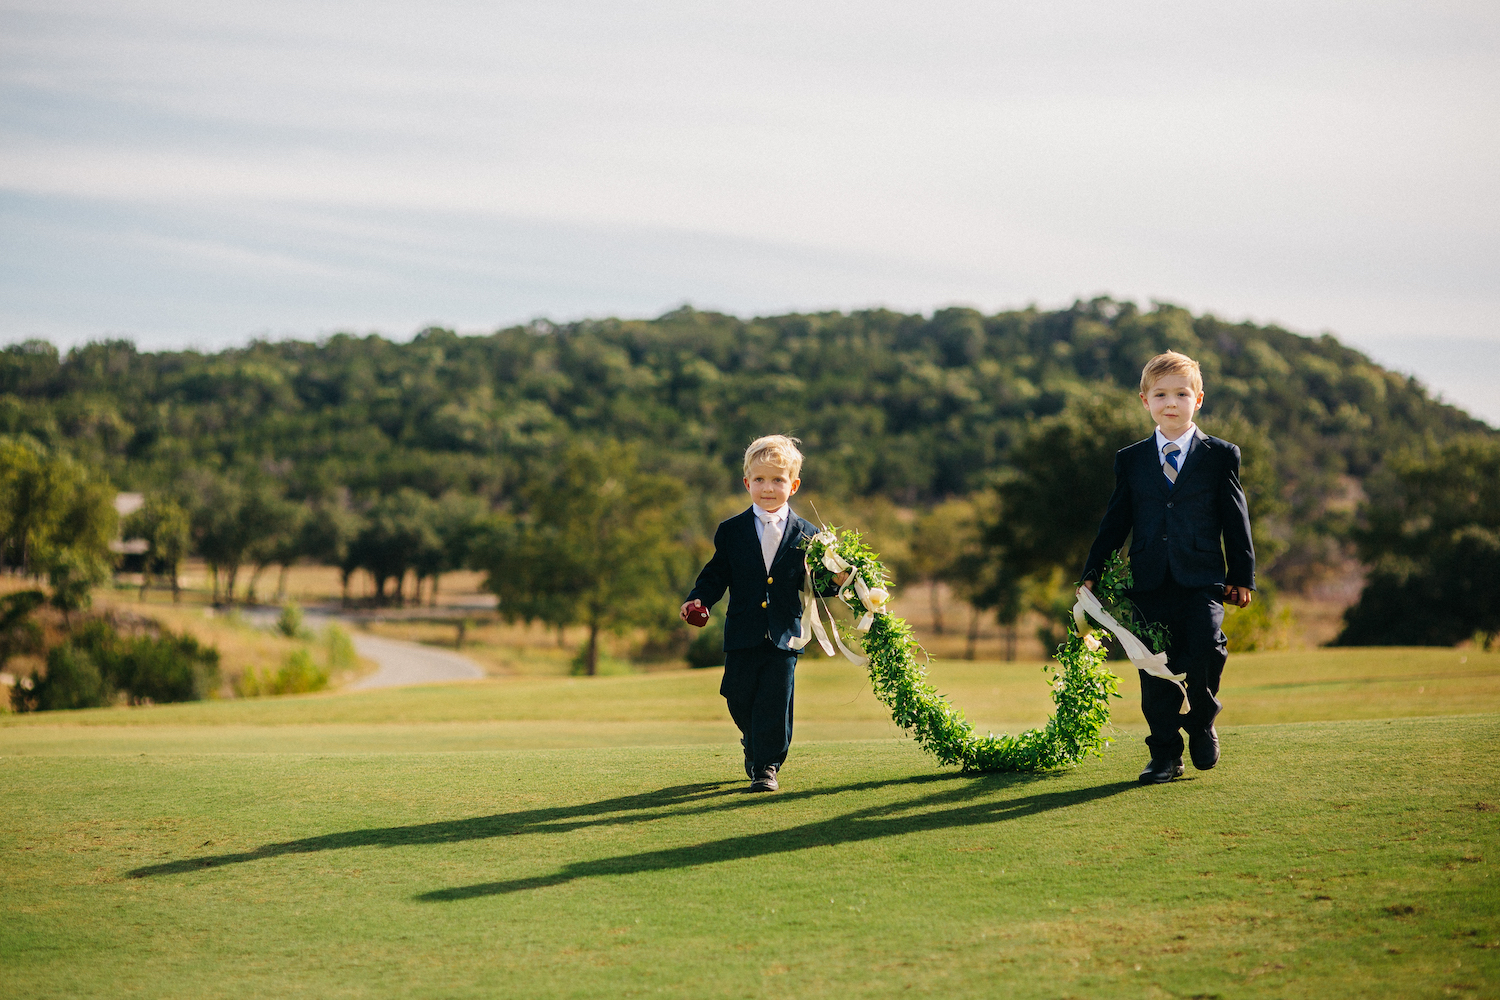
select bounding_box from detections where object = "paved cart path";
[346,630,486,690]
[242,606,486,690]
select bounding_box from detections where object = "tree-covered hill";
[1,298,1492,595]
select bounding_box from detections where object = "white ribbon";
[789,548,869,666]
[851,575,891,632]
[824,598,869,666]
[788,554,835,657]
[1073,586,1190,714]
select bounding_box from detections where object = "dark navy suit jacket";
[688,506,831,652]
[1082,429,1256,592]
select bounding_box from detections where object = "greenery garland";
[803,528,1166,773]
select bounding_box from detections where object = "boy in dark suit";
[1081,351,1256,784]
[680,435,842,793]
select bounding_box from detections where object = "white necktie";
[761,513,783,572]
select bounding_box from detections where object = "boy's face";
[743,461,799,512]
[1140,374,1203,438]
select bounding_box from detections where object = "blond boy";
[681,435,839,792]
[1081,352,1256,783]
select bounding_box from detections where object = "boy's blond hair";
[743,435,804,478]
[1140,351,1203,395]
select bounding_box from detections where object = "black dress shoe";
[1189,725,1220,770]
[1138,757,1184,784]
[749,765,779,793]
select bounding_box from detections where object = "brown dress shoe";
[749,765,779,792]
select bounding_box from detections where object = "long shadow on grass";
[417,777,1136,902]
[127,772,977,879]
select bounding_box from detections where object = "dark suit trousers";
[721,640,797,771]
[1129,576,1227,760]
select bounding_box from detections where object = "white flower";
[865,586,890,608]
[1083,633,1103,652]
[812,530,838,547]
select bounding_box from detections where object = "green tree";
[348,489,439,605]
[419,492,488,607]
[1337,436,1500,647]
[0,437,89,576]
[970,392,1144,652]
[244,494,306,604]
[0,439,118,619]
[0,590,45,673]
[189,473,285,606]
[297,490,364,605]
[469,516,581,640]
[2,300,1496,608]
[906,497,981,637]
[40,474,118,622]
[125,496,191,602]
[472,442,684,675]
[985,392,1147,582]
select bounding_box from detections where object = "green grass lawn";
[3,648,1498,999]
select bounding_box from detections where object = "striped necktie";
[1163,442,1182,488]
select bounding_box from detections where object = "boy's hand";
[680,599,704,622]
[1224,585,1253,608]
[834,571,849,585]
[1080,580,1095,593]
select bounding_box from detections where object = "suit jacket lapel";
[771,509,803,568]
[737,507,761,559]
[1172,429,1210,488]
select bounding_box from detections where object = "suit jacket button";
[767,576,773,584]
[1167,502,1174,508]
[761,600,768,608]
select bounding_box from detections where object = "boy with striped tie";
[1081,352,1257,784]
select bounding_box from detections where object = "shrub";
[276,648,329,693]
[0,590,45,669]
[685,616,725,668]
[322,623,356,671]
[1338,526,1500,647]
[276,602,310,639]
[14,645,113,712]
[237,648,329,697]
[116,633,220,703]
[70,619,221,704]
[1222,590,1293,652]
[43,548,112,622]
[12,618,221,711]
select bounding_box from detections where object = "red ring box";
[685,604,710,627]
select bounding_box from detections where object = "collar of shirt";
[752,504,789,543]
[1154,424,1198,466]
[754,504,789,526]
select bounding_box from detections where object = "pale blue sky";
[2,1,1497,422]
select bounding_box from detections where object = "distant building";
[111,492,149,562]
